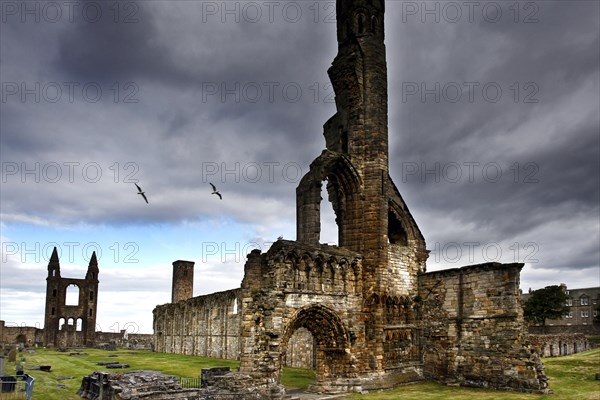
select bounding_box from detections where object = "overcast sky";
[1,1,598,334]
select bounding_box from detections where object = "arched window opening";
[59,318,66,330]
[89,308,93,317]
[357,13,365,34]
[371,16,378,34]
[320,179,338,245]
[232,298,239,315]
[388,210,408,245]
[76,318,83,332]
[65,284,80,306]
[89,291,94,301]
[52,288,57,297]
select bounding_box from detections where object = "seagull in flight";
[210,183,222,200]
[135,183,148,204]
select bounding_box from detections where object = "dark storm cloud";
[53,4,168,84]
[382,1,599,273]
[1,1,598,276]
[0,1,340,227]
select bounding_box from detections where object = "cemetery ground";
[3,347,598,400]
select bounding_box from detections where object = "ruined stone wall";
[239,241,366,393]
[527,333,593,357]
[0,323,44,347]
[44,248,99,347]
[95,331,154,349]
[78,370,284,400]
[385,243,420,297]
[528,324,600,335]
[154,289,242,360]
[418,262,549,393]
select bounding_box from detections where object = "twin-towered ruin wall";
[43,247,99,348]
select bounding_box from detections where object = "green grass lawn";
[2,347,598,400]
[4,348,240,400]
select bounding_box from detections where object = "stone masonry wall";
[528,324,600,335]
[154,289,242,359]
[419,262,549,393]
[239,241,366,394]
[284,327,315,369]
[0,322,44,347]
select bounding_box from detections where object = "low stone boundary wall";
[528,333,594,357]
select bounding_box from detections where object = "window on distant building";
[565,311,573,319]
[565,290,569,295]
[566,298,572,306]
[581,297,589,306]
[581,310,589,318]
[593,298,597,305]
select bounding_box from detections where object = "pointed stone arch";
[282,304,350,352]
[387,181,427,260]
[281,305,352,391]
[296,150,362,248]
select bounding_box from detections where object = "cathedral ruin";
[153,0,549,395]
[44,247,99,348]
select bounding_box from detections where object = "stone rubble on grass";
[78,369,285,400]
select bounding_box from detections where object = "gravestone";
[7,349,16,363]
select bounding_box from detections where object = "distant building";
[522,283,600,335]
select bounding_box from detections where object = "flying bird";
[135,183,148,204]
[210,183,222,200]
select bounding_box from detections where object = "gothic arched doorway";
[281,305,355,393]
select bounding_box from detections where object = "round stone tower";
[171,260,194,303]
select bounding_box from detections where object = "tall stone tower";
[171,260,194,303]
[298,0,427,274]
[296,0,428,374]
[43,247,99,347]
